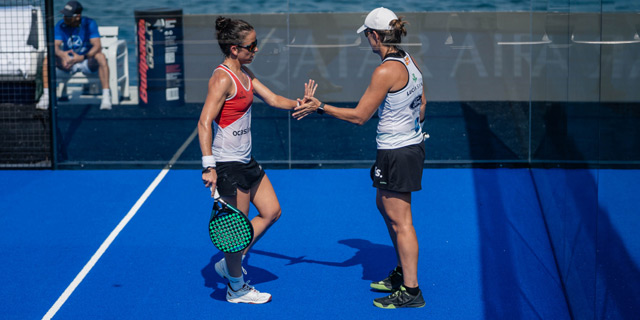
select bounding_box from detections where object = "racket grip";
[210,186,220,199]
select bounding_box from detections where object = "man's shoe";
[36,93,49,110]
[370,267,403,292]
[100,99,112,110]
[226,282,271,304]
[36,98,49,110]
[373,286,426,309]
[214,257,247,280]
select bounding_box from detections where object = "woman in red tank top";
[197,16,316,304]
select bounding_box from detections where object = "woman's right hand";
[202,167,217,197]
[292,97,320,120]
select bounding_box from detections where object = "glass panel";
[597,1,640,320]
[531,0,640,319]
[51,1,291,167]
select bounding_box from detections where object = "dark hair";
[215,16,254,57]
[376,17,407,48]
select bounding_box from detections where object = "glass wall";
[35,0,638,168]
[1,1,638,168]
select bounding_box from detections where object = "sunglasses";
[364,28,375,37]
[237,39,258,53]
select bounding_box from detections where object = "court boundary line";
[42,127,198,320]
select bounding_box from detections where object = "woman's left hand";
[304,79,317,100]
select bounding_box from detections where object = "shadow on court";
[462,103,571,319]
[280,239,397,283]
[201,239,396,301]
[460,102,640,319]
[530,104,640,319]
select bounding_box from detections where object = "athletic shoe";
[100,98,112,110]
[36,94,49,110]
[214,257,247,280]
[373,286,426,309]
[226,281,272,304]
[370,267,403,292]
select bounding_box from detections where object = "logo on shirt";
[406,82,422,97]
[67,35,84,53]
[412,73,417,83]
[232,127,250,136]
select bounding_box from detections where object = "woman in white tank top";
[293,7,427,309]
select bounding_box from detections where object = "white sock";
[229,275,245,291]
[102,89,111,100]
[41,90,49,99]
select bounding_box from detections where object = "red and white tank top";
[211,64,253,163]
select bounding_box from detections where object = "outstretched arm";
[293,65,394,125]
[245,66,316,110]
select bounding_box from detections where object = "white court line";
[42,127,199,320]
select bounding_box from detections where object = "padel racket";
[209,189,254,253]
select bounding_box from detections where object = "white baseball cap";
[356,7,398,33]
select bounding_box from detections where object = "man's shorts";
[215,157,266,197]
[370,143,425,193]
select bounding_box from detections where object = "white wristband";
[202,155,216,168]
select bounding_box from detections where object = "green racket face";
[209,208,253,253]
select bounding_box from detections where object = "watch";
[317,102,325,115]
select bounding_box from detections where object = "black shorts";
[370,143,425,193]
[215,157,265,197]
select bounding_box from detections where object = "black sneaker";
[370,268,403,292]
[373,286,426,309]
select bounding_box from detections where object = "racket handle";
[210,186,220,200]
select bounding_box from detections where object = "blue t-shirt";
[54,17,100,55]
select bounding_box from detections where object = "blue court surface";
[1,168,638,319]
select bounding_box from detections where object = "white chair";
[56,26,130,104]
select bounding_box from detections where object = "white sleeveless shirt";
[376,52,424,150]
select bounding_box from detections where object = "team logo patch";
[67,35,84,52]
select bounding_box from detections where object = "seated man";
[37,0,112,110]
